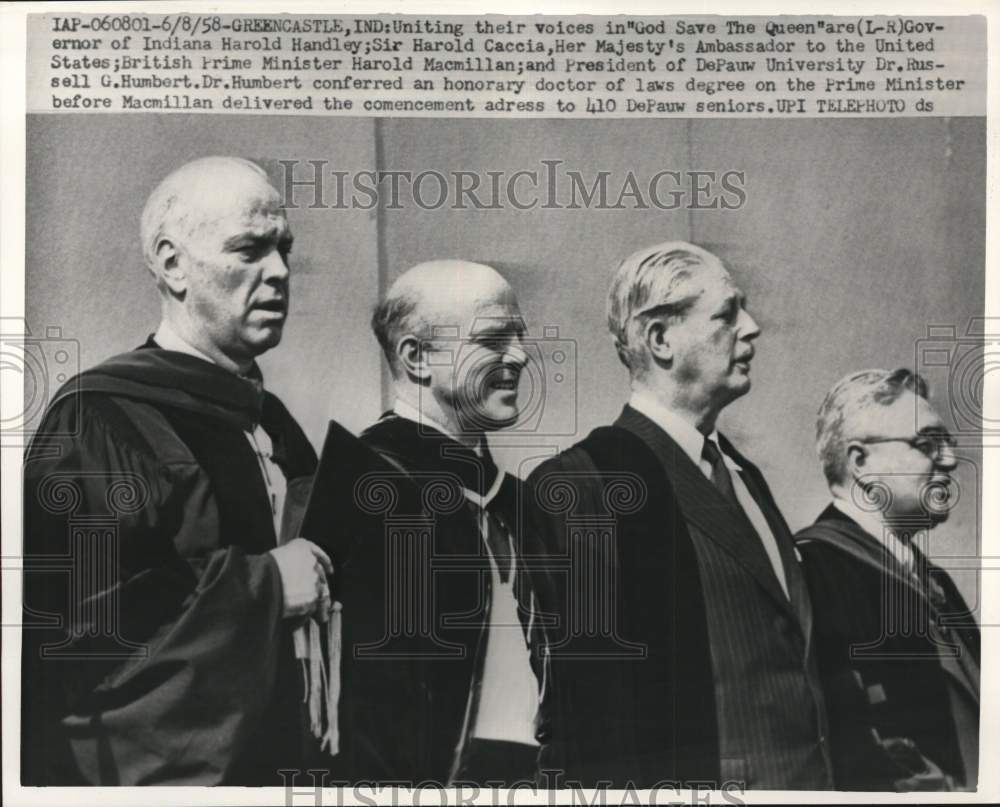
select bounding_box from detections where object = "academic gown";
[795,505,980,790]
[322,413,542,783]
[21,344,316,785]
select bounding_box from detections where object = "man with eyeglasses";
[795,368,980,791]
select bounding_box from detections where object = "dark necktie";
[701,438,742,512]
[703,437,798,605]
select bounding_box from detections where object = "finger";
[317,593,331,622]
[315,579,331,621]
[308,542,334,576]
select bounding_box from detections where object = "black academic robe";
[322,413,541,784]
[21,344,316,785]
[526,415,719,788]
[795,505,980,790]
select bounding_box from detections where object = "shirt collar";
[153,320,266,393]
[153,320,217,365]
[628,388,740,471]
[832,496,916,571]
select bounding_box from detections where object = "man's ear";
[396,334,432,382]
[845,442,868,480]
[644,317,673,365]
[153,237,187,296]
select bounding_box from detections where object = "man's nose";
[262,248,290,283]
[935,444,959,471]
[504,334,529,367]
[739,308,761,339]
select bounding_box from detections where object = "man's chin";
[891,498,952,525]
[734,375,753,396]
[928,510,951,526]
[718,377,751,407]
[923,477,957,522]
[245,326,284,354]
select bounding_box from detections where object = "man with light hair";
[23,156,331,784]
[529,241,832,788]
[795,368,980,790]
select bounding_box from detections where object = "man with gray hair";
[529,240,831,788]
[22,156,330,784]
[795,369,980,790]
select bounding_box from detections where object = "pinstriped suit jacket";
[615,406,833,789]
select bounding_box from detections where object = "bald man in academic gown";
[319,260,545,785]
[21,157,331,785]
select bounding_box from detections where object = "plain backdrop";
[25,114,985,608]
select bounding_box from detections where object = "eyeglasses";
[856,432,958,461]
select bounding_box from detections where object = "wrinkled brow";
[470,317,527,338]
[222,220,291,251]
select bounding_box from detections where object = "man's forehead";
[236,202,289,233]
[195,187,288,238]
[421,295,522,342]
[683,262,740,304]
[702,261,737,289]
[911,394,946,431]
[204,178,282,215]
[468,303,526,334]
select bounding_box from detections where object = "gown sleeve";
[22,393,292,785]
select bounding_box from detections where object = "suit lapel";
[615,406,798,622]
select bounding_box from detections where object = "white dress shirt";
[629,389,791,598]
[153,321,286,539]
[392,399,540,746]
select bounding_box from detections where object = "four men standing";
[21,157,981,791]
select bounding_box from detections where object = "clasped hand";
[269,537,334,620]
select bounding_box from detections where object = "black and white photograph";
[1,4,995,806]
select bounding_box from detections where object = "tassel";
[294,625,309,703]
[321,601,343,756]
[308,619,324,737]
